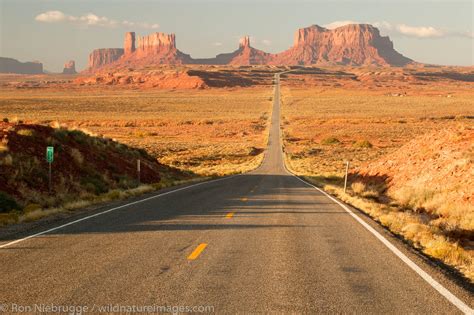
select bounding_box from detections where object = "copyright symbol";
[0,304,8,312]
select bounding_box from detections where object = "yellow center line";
[225,212,235,218]
[188,243,208,260]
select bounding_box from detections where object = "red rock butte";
[86,24,413,71]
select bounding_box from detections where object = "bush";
[353,140,373,148]
[54,128,69,142]
[70,130,89,145]
[321,137,340,145]
[351,182,366,195]
[2,118,9,123]
[23,203,41,213]
[17,129,34,137]
[0,154,13,166]
[0,191,19,213]
[70,148,84,165]
[81,175,109,195]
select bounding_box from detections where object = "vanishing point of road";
[0,73,472,314]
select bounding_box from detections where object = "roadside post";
[344,161,349,193]
[137,159,141,185]
[46,146,54,193]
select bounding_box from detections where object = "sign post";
[344,161,349,193]
[137,159,141,185]
[46,146,54,193]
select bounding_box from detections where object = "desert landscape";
[280,67,474,280]
[0,6,473,312]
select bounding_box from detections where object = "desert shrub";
[321,137,340,145]
[16,129,34,137]
[178,120,194,125]
[0,191,19,213]
[353,140,373,148]
[0,141,8,153]
[70,148,84,165]
[118,176,138,189]
[23,203,41,213]
[105,190,122,200]
[307,148,322,155]
[50,121,61,128]
[81,175,109,195]
[3,118,9,123]
[136,148,148,158]
[249,147,263,156]
[351,182,366,195]
[350,181,383,199]
[54,128,69,142]
[0,154,13,166]
[70,130,89,145]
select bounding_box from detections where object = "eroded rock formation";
[85,24,413,71]
[272,24,412,66]
[88,48,124,70]
[0,57,43,74]
[124,32,136,56]
[62,60,77,74]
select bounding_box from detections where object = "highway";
[0,74,472,314]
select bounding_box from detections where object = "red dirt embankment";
[352,125,474,234]
[0,122,186,211]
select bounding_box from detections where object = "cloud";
[35,10,68,23]
[324,20,470,39]
[323,20,359,29]
[261,39,272,46]
[395,24,444,38]
[35,10,159,29]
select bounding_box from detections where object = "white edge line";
[292,176,472,314]
[0,175,238,250]
[275,72,472,314]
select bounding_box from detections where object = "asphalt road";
[0,74,472,314]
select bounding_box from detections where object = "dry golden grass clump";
[281,83,474,281]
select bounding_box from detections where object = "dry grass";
[0,87,272,176]
[281,84,474,281]
[0,176,212,227]
[281,86,474,176]
[297,174,473,281]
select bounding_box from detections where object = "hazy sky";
[1,0,472,71]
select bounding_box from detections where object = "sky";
[0,0,472,72]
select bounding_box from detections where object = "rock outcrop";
[88,48,124,70]
[226,36,272,65]
[62,60,77,74]
[122,32,191,65]
[84,24,413,71]
[124,32,136,56]
[272,24,412,66]
[0,57,43,74]
[191,36,271,65]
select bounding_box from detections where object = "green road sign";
[46,146,54,163]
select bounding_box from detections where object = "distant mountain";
[0,57,43,74]
[86,24,413,71]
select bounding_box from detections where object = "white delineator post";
[344,161,349,193]
[137,159,141,185]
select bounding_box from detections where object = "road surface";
[0,74,472,314]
